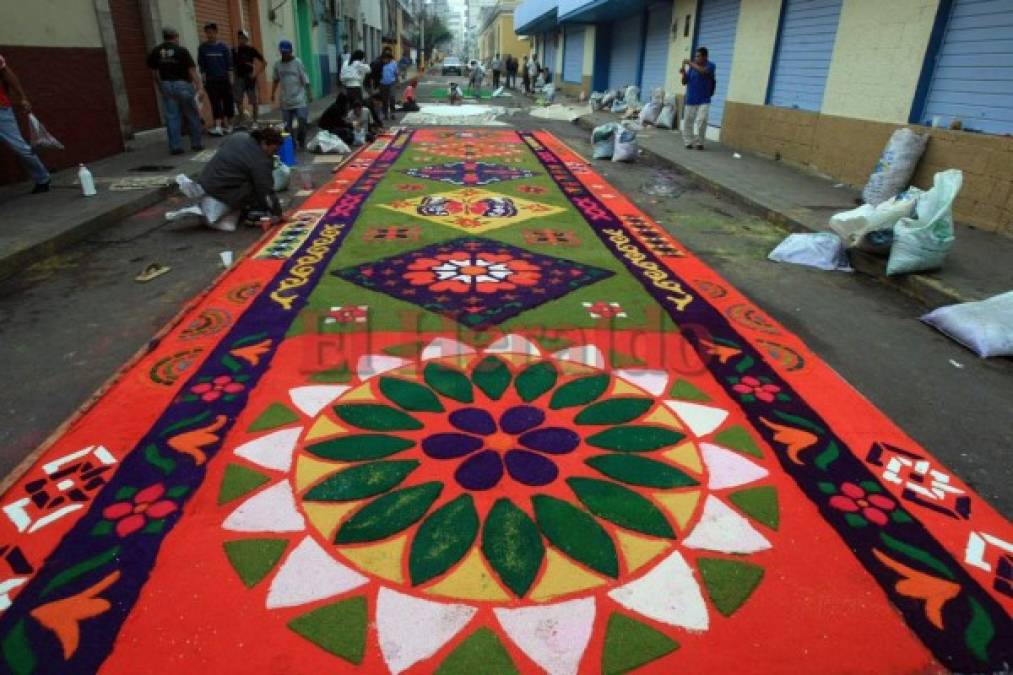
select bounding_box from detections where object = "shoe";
[209,126,224,136]
[171,149,185,155]
[31,181,50,194]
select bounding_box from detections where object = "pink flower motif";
[732,375,782,403]
[190,375,245,402]
[102,484,178,537]
[328,306,368,323]
[830,482,896,526]
[587,301,624,318]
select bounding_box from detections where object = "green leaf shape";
[602,612,679,675]
[248,402,300,432]
[472,356,512,400]
[575,398,654,426]
[42,546,121,597]
[712,425,763,458]
[566,478,675,538]
[91,521,114,536]
[410,495,480,585]
[879,532,955,580]
[114,486,138,500]
[514,361,558,402]
[307,434,415,462]
[379,377,445,412]
[218,464,271,505]
[532,494,619,578]
[482,498,545,597]
[333,403,423,431]
[698,558,765,616]
[668,379,710,401]
[585,454,698,488]
[288,596,368,664]
[437,628,519,675]
[160,409,210,437]
[223,538,288,588]
[335,482,442,544]
[814,441,840,470]
[728,486,779,530]
[734,355,755,373]
[586,426,685,452]
[549,374,610,409]
[144,443,176,475]
[1,619,34,675]
[384,341,425,357]
[305,460,420,501]
[310,364,353,383]
[965,597,994,662]
[424,363,474,403]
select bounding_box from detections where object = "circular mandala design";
[179,308,232,340]
[756,339,806,372]
[725,303,780,335]
[148,348,204,385]
[226,282,262,304]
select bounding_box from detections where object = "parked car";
[442,57,463,76]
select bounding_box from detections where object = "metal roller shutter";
[694,0,740,126]
[110,0,161,131]
[543,31,558,73]
[920,0,1013,134]
[608,13,642,90]
[767,0,843,111]
[563,27,585,83]
[640,2,673,96]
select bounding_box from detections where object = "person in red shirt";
[0,54,51,193]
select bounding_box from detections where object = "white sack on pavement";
[921,291,1013,358]
[768,232,853,272]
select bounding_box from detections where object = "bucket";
[278,133,297,167]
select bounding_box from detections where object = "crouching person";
[196,127,283,231]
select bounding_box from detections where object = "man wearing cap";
[271,40,310,149]
[0,54,51,193]
[198,22,235,136]
[146,27,204,155]
[233,30,265,126]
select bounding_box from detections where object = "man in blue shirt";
[680,47,715,150]
[198,23,235,136]
[379,53,399,121]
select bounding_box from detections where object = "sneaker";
[31,181,50,194]
[209,126,224,137]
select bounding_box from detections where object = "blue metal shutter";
[694,0,741,125]
[767,0,844,111]
[921,0,1013,134]
[543,31,558,73]
[640,3,673,95]
[564,27,585,83]
[608,13,643,90]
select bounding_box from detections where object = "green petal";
[482,498,545,597]
[223,538,288,588]
[217,463,271,505]
[410,495,479,585]
[333,403,423,431]
[424,363,474,403]
[566,478,675,538]
[247,402,300,432]
[472,356,512,400]
[728,486,779,530]
[575,398,654,425]
[437,628,519,675]
[698,558,765,616]
[288,596,368,664]
[602,612,679,675]
[335,482,443,543]
[304,461,420,501]
[379,377,445,412]
[514,361,557,402]
[585,454,698,488]
[713,425,763,458]
[549,374,610,409]
[306,434,415,461]
[532,495,619,578]
[586,426,685,452]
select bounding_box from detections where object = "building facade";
[478,1,526,62]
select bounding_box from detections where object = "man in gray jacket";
[197,127,283,231]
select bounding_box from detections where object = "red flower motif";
[404,252,541,294]
[190,375,245,402]
[732,376,781,403]
[587,301,624,318]
[518,185,546,194]
[102,484,178,537]
[328,306,368,323]
[830,482,896,526]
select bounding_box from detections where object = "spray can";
[78,164,97,197]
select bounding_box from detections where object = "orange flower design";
[404,252,541,293]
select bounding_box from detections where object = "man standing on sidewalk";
[198,23,235,136]
[680,47,715,150]
[271,40,310,149]
[146,27,204,156]
[491,53,503,89]
[505,55,518,89]
[0,54,50,193]
[526,56,539,95]
[379,52,398,121]
[233,30,265,126]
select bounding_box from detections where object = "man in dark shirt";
[146,26,204,155]
[233,30,265,126]
[198,22,235,136]
[197,126,282,231]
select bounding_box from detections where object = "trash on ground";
[306,130,350,154]
[733,152,742,159]
[829,189,920,248]
[949,359,964,369]
[886,169,961,276]
[921,290,1013,358]
[767,232,853,272]
[612,124,639,162]
[591,123,618,159]
[220,251,234,268]
[491,86,508,98]
[862,127,929,205]
[528,104,584,122]
[135,263,171,283]
[641,171,686,198]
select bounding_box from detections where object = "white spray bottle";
[78,164,96,197]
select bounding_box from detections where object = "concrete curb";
[574,115,968,308]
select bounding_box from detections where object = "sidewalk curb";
[574,115,967,309]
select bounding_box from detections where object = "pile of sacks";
[589,86,641,115]
[591,122,638,162]
[590,87,678,130]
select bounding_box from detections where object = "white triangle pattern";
[682,495,773,554]
[494,597,596,675]
[222,481,305,533]
[665,400,729,436]
[289,385,350,417]
[608,551,709,631]
[614,368,669,396]
[356,354,408,381]
[552,345,605,369]
[701,443,769,489]
[376,588,477,674]
[233,427,301,472]
[265,536,368,608]
[421,337,476,360]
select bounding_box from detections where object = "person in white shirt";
[340,49,372,104]
[468,60,484,97]
[526,57,539,95]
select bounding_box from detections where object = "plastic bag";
[767,232,853,272]
[28,114,64,150]
[307,130,350,154]
[862,128,929,205]
[610,99,628,114]
[175,174,205,199]
[591,123,618,160]
[650,87,664,105]
[656,104,676,129]
[601,90,617,107]
[624,85,641,110]
[828,189,921,247]
[612,124,638,162]
[921,291,1013,358]
[639,101,662,125]
[199,195,233,226]
[886,169,961,276]
[273,157,292,192]
[542,84,556,104]
[588,91,604,113]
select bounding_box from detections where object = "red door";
[109,0,162,131]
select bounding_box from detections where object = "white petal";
[377,588,476,674]
[682,495,772,554]
[608,551,709,631]
[421,337,476,361]
[701,443,769,489]
[614,368,669,396]
[222,481,305,532]
[289,385,350,417]
[485,334,541,356]
[357,354,408,381]
[265,536,368,608]
[494,597,595,675]
[233,427,301,472]
[552,345,605,369]
[664,400,729,436]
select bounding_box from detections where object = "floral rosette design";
[219,335,780,673]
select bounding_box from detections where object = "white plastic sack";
[307,130,351,154]
[828,189,921,247]
[601,90,617,106]
[28,114,63,150]
[612,125,638,162]
[273,158,292,192]
[638,101,662,125]
[175,174,205,199]
[542,84,556,104]
[591,123,618,160]
[624,85,641,110]
[886,169,962,276]
[767,232,853,272]
[650,87,664,105]
[921,291,1013,358]
[863,128,929,205]
[656,104,676,129]
[610,99,628,114]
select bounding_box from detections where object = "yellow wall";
[582,25,596,78]
[0,0,103,48]
[664,0,697,97]
[821,0,939,122]
[726,0,781,105]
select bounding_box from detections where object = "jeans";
[160,80,203,152]
[682,103,710,147]
[0,106,50,184]
[282,106,309,147]
[379,84,394,118]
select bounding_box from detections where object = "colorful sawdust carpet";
[0,128,1009,674]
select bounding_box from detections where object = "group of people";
[445,53,552,104]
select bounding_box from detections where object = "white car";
[441,57,463,76]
